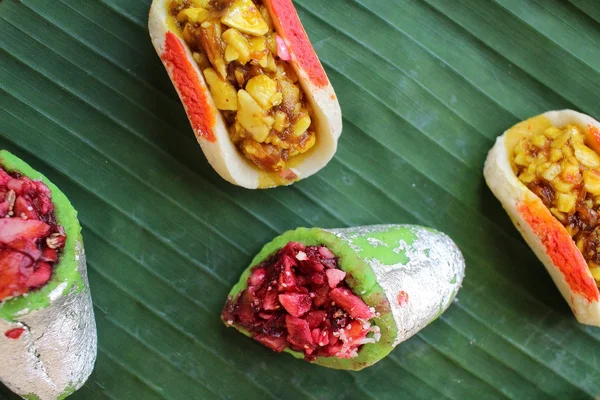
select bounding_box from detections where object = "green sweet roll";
[0,150,97,400]
[222,224,465,370]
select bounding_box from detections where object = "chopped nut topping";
[6,190,16,212]
[46,233,67,249]
[514,124,600,286]
[170,0,316,173]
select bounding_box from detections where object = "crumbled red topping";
[222,242,378,359]
[5,328,25,339]
[0,167,66,301]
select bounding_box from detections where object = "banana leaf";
[1,0,600,398]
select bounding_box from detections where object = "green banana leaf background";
[2,0,600,398]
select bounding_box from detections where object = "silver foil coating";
[328,225,465,347]
[0,242,97,400]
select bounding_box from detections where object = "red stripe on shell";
[267,0,328,88]
[586,124,600,155]
[162,32,216,143]
[518,199,599,302]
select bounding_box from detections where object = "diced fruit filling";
[222,242,380,359]
[0,167,66,301]
[169,0,316,174]
[513,124,600,286]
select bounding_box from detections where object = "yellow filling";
[513,123,600,287]
[169,0,316,173]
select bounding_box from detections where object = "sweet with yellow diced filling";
[149,0,342,188]
[484,110,600,326]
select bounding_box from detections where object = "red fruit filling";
[0,167,66,302]
[222,242,381,359]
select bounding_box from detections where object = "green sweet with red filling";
[222,242,379,359]
[0,167,66,302]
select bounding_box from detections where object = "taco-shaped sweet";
[222,225,465,370]
[484,110,600,326]
[149,0,342,189]
[0,150,97,399]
